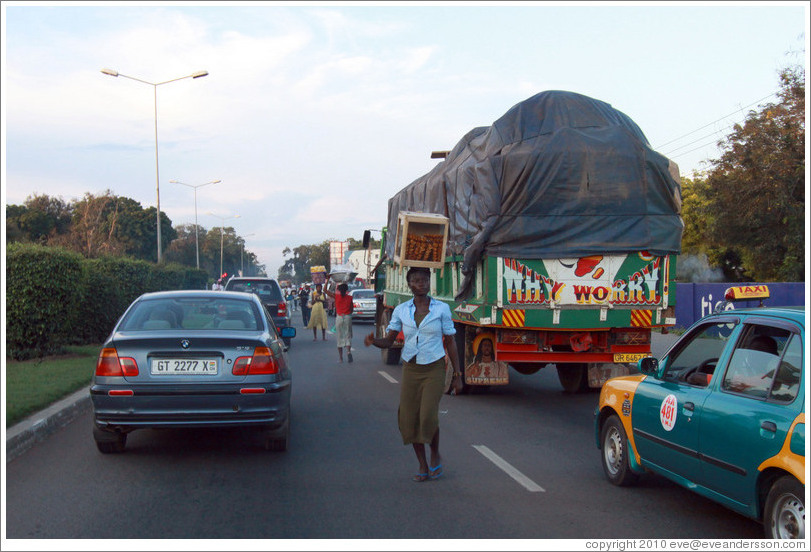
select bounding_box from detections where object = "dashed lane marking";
[473,444,546,492]
[378,371,398,384]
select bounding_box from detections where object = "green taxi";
[595,286,805,539]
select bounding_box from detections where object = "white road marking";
[378,371,398,383]
[472,444,546,493]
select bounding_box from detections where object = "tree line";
[6,189,264,282]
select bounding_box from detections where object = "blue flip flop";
[412,472,429,482]
[429,464,443,480]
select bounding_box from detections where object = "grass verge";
[6,344,99,428]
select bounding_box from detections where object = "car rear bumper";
[91,382,290,430]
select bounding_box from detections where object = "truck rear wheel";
[377,305,401,365]
[510,363,544,376]
[557,363,589,393]
[381,346,401,365]
[452,323,472,395]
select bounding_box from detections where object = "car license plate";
[613,352,650,363]
[151,359,218,375]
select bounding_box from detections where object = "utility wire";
[663,124,735,156]
[654,92,777,150]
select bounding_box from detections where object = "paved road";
[5,317,762,540]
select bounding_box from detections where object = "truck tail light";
[277,301,288,317]
[96,348,139,377]
[233,347,279,375]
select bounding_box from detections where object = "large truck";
[370,90,684,393]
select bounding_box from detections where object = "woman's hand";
[451,371,464,395]
[364,332,375,347]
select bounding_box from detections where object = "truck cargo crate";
[393,211,449,269]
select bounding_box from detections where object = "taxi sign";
[724,285,770,301]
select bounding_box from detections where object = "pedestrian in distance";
[307,283,329,341]
[325,276,354,362]
[364,266,463,482]
[298,285,311,326]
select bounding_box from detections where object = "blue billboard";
[674,282,805,329]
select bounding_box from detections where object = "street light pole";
[170,179,221,268]
[241,233,256,276]
[101,68,209,263]
[207,212,240,279]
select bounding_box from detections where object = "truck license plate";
[151,358,218,375]
[613,353,649,364]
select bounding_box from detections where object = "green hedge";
[6,243,84,359]
[6,244,208,359]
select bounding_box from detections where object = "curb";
[5,386,91,463]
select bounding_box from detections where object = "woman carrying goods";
[364,267,463,482]
[325,278,354,362]
[307,283,329,341]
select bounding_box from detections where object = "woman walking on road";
[325,278,354,362]
[307,283,329,341]
[364,266,463,482]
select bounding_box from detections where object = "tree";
[164,223,201,267]
[58,191,123,257]
[6,194,72,244]
[697,64,804,281]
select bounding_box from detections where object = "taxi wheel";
[764,476,805,539]
[600,415,638,486]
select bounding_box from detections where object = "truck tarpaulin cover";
[385,90,684,300]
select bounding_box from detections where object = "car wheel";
[600,414,639,486]
[764,476,805,539]
[93,426,127,454]
[557,363,589,393]
[263,413,290,452]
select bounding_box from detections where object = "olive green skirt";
[398,357,446,445]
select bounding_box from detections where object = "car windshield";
[227,280,282,302]
[118,297,262,331]
[352,290,375,299]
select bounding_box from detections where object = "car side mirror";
[280,326,296,339]
[639,356,659,374]
[362,230,371,249]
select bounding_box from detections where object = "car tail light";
[233,347,279,375]
[353,301,361,309]
[277,301,288,317]
[96,348,139,377]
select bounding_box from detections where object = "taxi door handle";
[761,421,777,433]
[683,402,695,412]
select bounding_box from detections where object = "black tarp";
[385,90,684,300]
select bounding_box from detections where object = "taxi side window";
[663,322,734,382]
[721,324,790,400]
[768,333,802,403]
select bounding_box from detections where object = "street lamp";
[170,179,221,268]
[207,212,240,279]
[241,233,256,276]
[101,67,209,263]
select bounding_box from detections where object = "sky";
[2,1,808,279]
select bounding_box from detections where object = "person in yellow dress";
[307,283,329,341]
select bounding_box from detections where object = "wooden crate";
[393,211,449,269]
